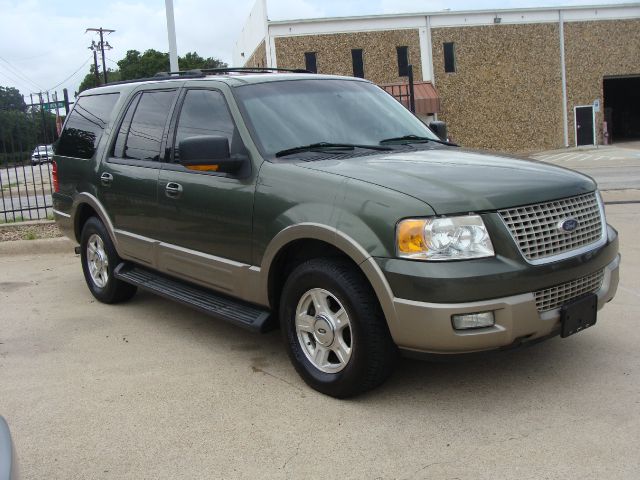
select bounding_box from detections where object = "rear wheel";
[80,217,137,304]
[280,258,396,398]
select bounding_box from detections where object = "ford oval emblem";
[558,218,579,233]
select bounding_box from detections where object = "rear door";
[98,87,179,266]
[155,86,256,293]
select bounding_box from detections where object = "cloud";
[0,0,258,98]
[266,0,324,20]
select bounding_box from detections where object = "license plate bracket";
[560,293,598,338]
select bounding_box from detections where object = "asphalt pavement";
[1,202,639,479]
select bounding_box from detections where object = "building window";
[304,52,317,73]
[443,42,456,73]
[396,46,409,77]
[351,49,364,78]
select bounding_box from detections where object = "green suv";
[52,69,620,397]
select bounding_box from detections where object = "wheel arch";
[72,193,118,248]
[260,224,399,336]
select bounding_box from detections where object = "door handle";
[100,172,113,186]
[165,182,183,198]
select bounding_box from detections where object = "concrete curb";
[0,237,76,256]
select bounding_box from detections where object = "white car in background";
[30,145,54,165]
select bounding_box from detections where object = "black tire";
[280,258,396,398]
[80,217,137,304]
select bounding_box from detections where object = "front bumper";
[390,254,620,355]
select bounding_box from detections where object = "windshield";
[234,79,440,158]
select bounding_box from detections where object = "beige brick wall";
[274,29,422,84]
[432,23,564,153]
[564,19,640,146]
[244,40,267,68]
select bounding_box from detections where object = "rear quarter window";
[56,93,120,159]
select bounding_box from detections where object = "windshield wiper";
[379,134,458,146]
[275,142,392,158]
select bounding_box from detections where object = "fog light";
[452,311,495,330]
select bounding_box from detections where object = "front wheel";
[280,259,396,398]
[80,217,137,304]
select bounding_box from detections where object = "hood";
[295,148,597,214]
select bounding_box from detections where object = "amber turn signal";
[396,219,427,254]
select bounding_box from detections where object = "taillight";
[52,160,59,192]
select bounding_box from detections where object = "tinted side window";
[56,93,119,159]
[112,94,141,158]
[174,89,237,161]
[124,90,176,161]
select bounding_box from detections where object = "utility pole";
[86,27,115,83]
[62,88,70,115]
[38,93,48,145]
[88,40,101,86]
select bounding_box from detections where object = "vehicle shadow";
[126,290,607,408]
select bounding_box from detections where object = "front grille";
[535,269,604,312]
[499,192,604,263]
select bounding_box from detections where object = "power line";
[47,56,92,91]
[0,67,25,88]
[6,51,53,63]
[0,55,44,91]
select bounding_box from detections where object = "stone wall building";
[234,1,640,153]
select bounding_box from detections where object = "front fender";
[257,223,401,339]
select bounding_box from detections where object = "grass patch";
[24,230,38,240]
[1,182,21,191]
[0,215,24,224]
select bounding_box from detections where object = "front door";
[155,87,256,294]
[575,106,595,146]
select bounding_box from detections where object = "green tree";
[116,49,228,80]
[0,86,26,112]
[179,52,226,71]
[76,49,228,94]
[118,49,169,80]
[0,85,59,164]
[77,65,121,95]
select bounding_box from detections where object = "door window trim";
[574,105,596,147]
[164,86,246,178]
[106,87,181,169]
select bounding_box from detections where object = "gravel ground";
[0,221,62,242]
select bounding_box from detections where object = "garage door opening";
[603,76,640,143]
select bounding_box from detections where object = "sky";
[0,0,634,103]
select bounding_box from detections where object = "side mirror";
[178,135,244,174]
[429,121,448,142]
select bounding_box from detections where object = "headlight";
[396,215,494,260]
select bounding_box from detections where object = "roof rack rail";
[93,67,312,89]
[161,67,313,75]
[105,71,205,87]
